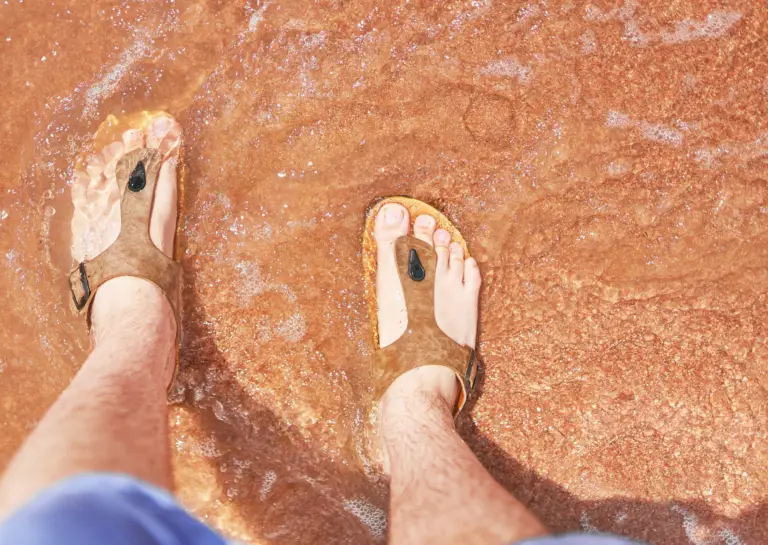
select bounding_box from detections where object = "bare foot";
[373,203,481,470]
[70,114,182,383]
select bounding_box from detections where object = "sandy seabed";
[0,1,766,543]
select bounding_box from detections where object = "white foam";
[693,148,716,168]
[83,35,154,119]
[274,312,307,343]
[6,248,18,267]
[580,30,596,54]
[300,31,327,49]
[605,110,630,128]
[518,4,541,22]
[248,1,272,32]
[260,470,277,501]
[449,0,492,31]
[660,12,742,44]
[675,119,697,131]
[579,513,600,533]
[607,160,630,178]
[343,498,387,540]
[693,132,768,169]
[586,3,742,48]
[232,458,252,479]
[719,528,744,545]
[198,437,221,458]
[671,505,709,545]
[605,110,683,147]
[235,260,266,299]
[638,121,684,147]
[584,0,649,46]
[480,58,533,84]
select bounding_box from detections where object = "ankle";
[379,368,459,449]
[90,277,176,347]
[380,366,459,417]
[378,382,458,477]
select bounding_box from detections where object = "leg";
[381,369,548,545]
[0,116,182,518]
[0,280,176,517]
[373,205,548,545]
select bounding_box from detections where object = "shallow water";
[1,1,767,543]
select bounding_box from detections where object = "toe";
[374,203,410,349]
[71,171,89,207]
[448,242,465,279]
[463,257,482,291]
[100,141,124,184]
[149,159,178,256]
[122,129,144,152]
[147,115,173,149]
[413,214,436,246]
[434,228,451,271]
[85,153,105,181]
[100,141,123,165]
[374,203,409,243]
[159,120,182,159]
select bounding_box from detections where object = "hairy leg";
[0,280,176,517]
[374,204,548,545]
[0,115,181,518]
[382,369,548,545]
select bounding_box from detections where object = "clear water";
[1,1,767,543]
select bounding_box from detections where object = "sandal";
[362,196,478,414]
[68,111,183,357]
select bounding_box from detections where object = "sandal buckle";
[464,349,477,392]
[71,262,91,311]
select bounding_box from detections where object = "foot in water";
[70,114,182,382]
[373,202,482,471]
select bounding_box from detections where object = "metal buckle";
[71,262,91,311]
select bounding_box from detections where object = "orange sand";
[0,1,766,544]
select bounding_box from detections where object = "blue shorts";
[0,473,641,545]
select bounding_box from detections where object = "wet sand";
[1,1,767,543]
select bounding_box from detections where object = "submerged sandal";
[363,196,478,414]
[68,111,183,353]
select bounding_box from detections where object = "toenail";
[435,230,451,244]
[450,242,462,253]
[384,205,404,225]
[154,116,171,132]
[415,215,435,228]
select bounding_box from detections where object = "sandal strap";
[373,236,477,414]
[68,148,181,330]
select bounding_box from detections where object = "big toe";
[374,203,409,243]
[147,114,172,146]
[147,114,182,158]
[373,203,410,349]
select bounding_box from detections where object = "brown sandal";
[68,112,182,352]
[362,196,478,414]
